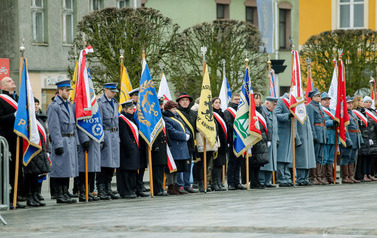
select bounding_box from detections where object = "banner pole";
[85,151,89,202]
[290,38,296,186]
[333,129,338,184]
[12,137,20,209]
[246,151,250,190]
[148,146,154,197]
[203,138,207,193]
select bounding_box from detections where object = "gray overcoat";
[293,117,316,169]
[47,95,79,178]
[260,105,278,172]
[77,132,101,173]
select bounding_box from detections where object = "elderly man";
[47,80,79,204]
[259,96,279,188]
[97,83,121,200]
[0,77,27,208]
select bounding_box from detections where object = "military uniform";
[96,83,120,199]
[306,89,328,185]
[47,80,78,203]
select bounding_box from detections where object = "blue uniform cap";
[308,88,320,98]
[128,88,139,96]
[346,96,353,103]
[320,92,331,100]
[104,83,119,92]
[55,80,72,90]
[265,96,278,102]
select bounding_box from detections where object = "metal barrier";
[0,136,10,225]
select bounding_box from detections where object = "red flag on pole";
[305,67,314,104]
[335,53,349,147]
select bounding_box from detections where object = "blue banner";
[135,59,163,147]
[257,0,274,53]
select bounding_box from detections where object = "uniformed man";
[47,80,78,203]
[321,92,339,184]
[117,99,140,199]
[275,93,301,187]
[128,88,139,109]
[0,77,26,208]
[97,83,120,200]
[259,96,279,188]
[341,96,363,183]
[306,88,328,185]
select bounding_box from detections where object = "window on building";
[278,3,291,50]
[62,0,74,44]
[90,0,103,11]
[118,0,130,8]
[31,0,47,43]
[217,4,229,19]
[339,0,364,28]
[245,7,258,25]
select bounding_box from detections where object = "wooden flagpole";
[85,151,89,201]
[201,46,207,193]
[148,146,154,197]
[333,130,338,184]
[13,41,26,209]
[290,37,296,186]
[245,57,250,190]
[267,55,276,184]
[221,59,226,185]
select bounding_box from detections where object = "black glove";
[333,120,339,126]
[55,147,64,155]
[100,142,105,150]
[313,138,318,144]
[289,113,295,118]
[83,141,90,152]
[276,141,279,148]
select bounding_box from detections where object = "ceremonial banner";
[14,59,42,165]
[328,60,338,111]
[157,73,172,102]
[135,59,163,147]
[257,0,274,53]
[305,67,314,104]
[335,54,349,147]
[289,50,307,124]
[369,77,376,109]
[219,72,232,112]
[75,46,104,143]
[269,69,278,98]
[196,64,216,147]
[119,65,133,109]
[233,67,262,157]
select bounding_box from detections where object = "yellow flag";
[70,61,78,102]
[196,64,216,147]
[119,65,133,112]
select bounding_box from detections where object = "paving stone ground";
[1,182,377,237]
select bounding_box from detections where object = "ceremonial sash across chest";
[225,107,236,118]
[119,114,139,147]
[256,111,268,134]
[0,94,17,110]
[348,112,361,131]
[170,117,186,133]
[213,112,227,140]
[352,110,368,127]
[162,120,177,173]
[36,120,47,146]
[176,110,195,141]
[365,109,377,124]
[321,106,335,120]
[310,103,325,122]
[282,98,290,109]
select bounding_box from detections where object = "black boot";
[36,182,44,201]
[33,192,46,206]
[27,193,39,207]
[97,183,111,200]
[106,183,120,199]
[56,185,71,204]
[79,185,93,202]
[50,177,57,199]
[88,192,100,201]
[62,184,77,203]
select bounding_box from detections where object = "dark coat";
[357,107,370,156]
[152,129,168,166]
[365,108,377,155]
[223,101,238,146]
[177,105,196,155]
[0,91,18,160]
[24,114,51,174]
[251,106,269,167]
[163,110,190,161]
[119,112,140,171]
[213,108,227,167]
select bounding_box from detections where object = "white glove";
[185,134,190,141]
[267,141,271,147]
[14,111,17,117]
[198,146,203,151]
[369,139,374,146]
[247,148,251,154]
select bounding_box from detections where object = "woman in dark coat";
[117,100,140,199]
[163,100,191,195]
[212,97,227,191]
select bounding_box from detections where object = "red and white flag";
[305,65,314,105]
[289,50,307,124]
[328,59,338,111]
[157,73,172,102]
[335,53,349,147]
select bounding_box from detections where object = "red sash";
[256,111,268,134]
[282,97,290,109]
[321,106,335,120]
[365,109,377,124]
[225,107,236,118]
[0,94,17,110]
[213,112,227,140]
[119,114,139,147]
[162,120,177,172]
[353,110,368,127]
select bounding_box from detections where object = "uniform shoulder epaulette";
[97,97,102,102]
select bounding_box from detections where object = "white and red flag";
[335,53,349,147]
[305,65,314,104]
[369,77,376,109]
[328,59,338,111]
[289,50,307,124]
[157,73,172,102]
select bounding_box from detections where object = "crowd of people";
[1,76,377,209]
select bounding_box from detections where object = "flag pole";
[201,46,207,193]
[333,59,339,184]
[289,36,296,186]
[142,50,154,197]
[85,151,89,201]
[268,55,276,184]
[245,57,250,190]
[13,41,26,209]
[222,59,226,185]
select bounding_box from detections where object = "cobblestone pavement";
[1,182,377,237]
